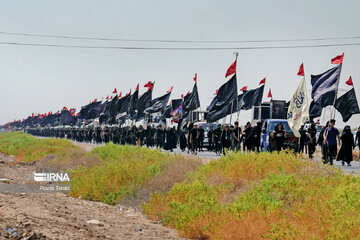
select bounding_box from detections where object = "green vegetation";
[70,143,176,205]
[144,152,360,240]
[2,132,359,239]
[0,131,76,162]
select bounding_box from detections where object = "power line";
[0,41,359,50]
[0,30,360,43]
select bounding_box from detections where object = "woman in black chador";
[272,123,286,152]
[337,125,355,166]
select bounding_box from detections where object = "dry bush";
[121,155,202,211]
[46,148,101,170]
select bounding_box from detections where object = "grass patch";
[69,143,201,205]
[0,131,77,162]
[144,151,360,239]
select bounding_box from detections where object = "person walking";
[323,119,340,165]
[318,122,329,163]
[298,125,306,153]
[198,125,205,152]
[208,125,214,151]
[252,122,262,152]
[232,121,241,152]
[221,124,231,155]
[273,123,286,152]
[213,124,222,155]
[337,125,354,166]
[243,122,253,152]
[189,124,199,154]
[355,126,360,149]
[307,123,317,159]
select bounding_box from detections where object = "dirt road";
[0,153,184,240]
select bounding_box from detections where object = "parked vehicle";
[261,119,298,151]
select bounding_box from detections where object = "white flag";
[287,78,309,137]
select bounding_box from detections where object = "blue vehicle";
[261,119,297,151]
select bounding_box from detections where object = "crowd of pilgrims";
[24,121,262,155]
[24,119,360,165]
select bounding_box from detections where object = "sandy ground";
[0,153,184,240]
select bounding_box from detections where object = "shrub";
[70,143,174,204]
[0,131,76,162]
[144,151,360,239]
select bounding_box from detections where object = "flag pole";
[230,51,238,125]
[331,62,343,119]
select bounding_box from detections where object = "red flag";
[144,81,154,91]
[62,106,68,111]
[118,92,122,98]
[110,96,113,100]
[135,84,139,91]
[225,59,237,77]
[181,94,184,98]
[112,88,117,94]
[331,53,344,64]
[297,63,304,76]
[126,89,131,96]
[193,73,197,82]
[240,86,248,91]
[167,86,173,93]
[186,91,190,96]
[267,89,272,98]
[106,95,109,100]
[93,98,97,103]
[259,78,266,85]
[144,81,152,88]
[346,76,353,86]
[214,89,219,95]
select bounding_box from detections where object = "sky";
[0,0,359,128]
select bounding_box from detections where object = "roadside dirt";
[0,153,185,240]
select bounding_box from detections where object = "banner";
[287,78,309,137]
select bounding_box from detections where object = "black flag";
[310,65,341,118]
[118,94,131,114]
[145,92,171,114]
[60,110,73,125]
[207,74,238,112]
[79,102,100,120]
[108,96,119,117]
[183,82,200,111]
[240,85,264,110]
[171,98,183,111]
[137,89,153,116]
[206,93,245,122]
[128,88,139,119]
[162,104,173,118]
[335,88,360,122]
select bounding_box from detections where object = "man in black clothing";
[198,125,205,152]
[213,124,222,155]
[307,123,317,159]
[252,122,262,152]
[155,125,164,149]
[232,121,241,152]
[189,124,199,154]
[355,126,360,150]
[243,122,253,152]
[298,125,306,153]
[208,125,214,151]
[221,124,231,155]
